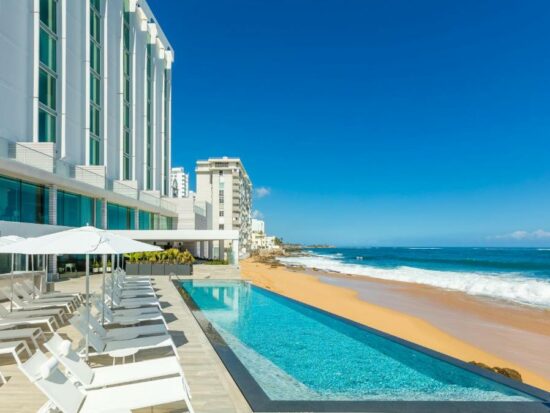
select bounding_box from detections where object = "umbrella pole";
[31,254,35,299]
[85,254,90,362]
[101,254,106,325]
[111,255,115,310]
[9,253,14,312]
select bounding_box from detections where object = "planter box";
[151,263,165,275]
[164,264,179,275]
[126,263,139,275]
[125,263,192,276]
[138,263,152,276]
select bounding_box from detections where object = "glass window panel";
[90,106,100,136]
[39,69,56,110]
[123,156,130,180]
[90,75,100,106]
[89,137,100,165]
[90,12,100,43]
[81,196,94,226]
[39,29,56,71]
[128,208,135,229]
[64,192,80,227]
[95,199,103,228]
[91,42,100,74]
[107,203,118,229]
[20,182,48,224]
[40,0,57,33]
[0,176,21,222]
[38,109,56,142]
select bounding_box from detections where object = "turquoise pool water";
[180,280,539,402]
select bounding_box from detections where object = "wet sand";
[240,258,550,391]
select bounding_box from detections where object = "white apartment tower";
[0,0,177,237]
[170,167,189,198]
[196,157,252,256]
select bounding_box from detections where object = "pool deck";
[0,265,252,413]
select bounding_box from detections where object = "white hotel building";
[0,0,240,271]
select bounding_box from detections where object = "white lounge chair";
[0,327,44,349]
[45,333,192,402]
[0,340,31,384]
[0,301,66,325]
[85,312,167,340]
[20,350,192,413]
[13,284,78,311]
[69,315,179,360]
[107,288,161,309]
[20,279,82,304]
[0,306,58,332]
[92,298,168,328]
[1,287,73,313]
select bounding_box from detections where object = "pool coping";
[175,280,550,413]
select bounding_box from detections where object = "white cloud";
[255,187,271,198]
[491,229,550,240]
[252,210,264,219]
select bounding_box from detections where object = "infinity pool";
[180,281,548,410]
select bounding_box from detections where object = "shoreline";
[240,258,550,392]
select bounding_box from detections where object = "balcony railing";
[0,136,177,213]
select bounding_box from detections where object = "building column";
[231,240,239,266]
[101,199,108,229]
[134,209,140,229]
[47,185,57,281]
[208,241,213,260]
[219,240,225,260]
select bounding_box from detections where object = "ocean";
[278,247,550,308]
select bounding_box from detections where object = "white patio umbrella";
[0,235,26,312]
[0,226,161,360]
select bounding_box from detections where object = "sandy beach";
[240,258,550,392]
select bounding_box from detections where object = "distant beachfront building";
[170,167,189,198]
[251,219,265,234]
[250,219,278,251]
[196,157,253,257]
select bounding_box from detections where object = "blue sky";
[150,0,550,246]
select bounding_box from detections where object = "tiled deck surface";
[0,265,252,413]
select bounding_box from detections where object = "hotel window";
[107,203,135,230]
[145,44,153,190]
[139,210,153,230]
[57,191,95,227]
[89,0,102,165]
[219,210,224,217]
[38,0,58,143]
[122,9,132,179]
[0,176,49,225]
[219,224,224,230]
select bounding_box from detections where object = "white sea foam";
[407,247,442,250]
[278,255,550,308]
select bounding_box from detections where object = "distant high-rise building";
[252,219,265,234]
[170,167,189,198]
[196,157,252,256]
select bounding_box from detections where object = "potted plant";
[106,259,112,273]
[92,260,100,274]
[150,251,165,275]
[164,248,180,275]
[176,250,195,276]
[139,252,152,276]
